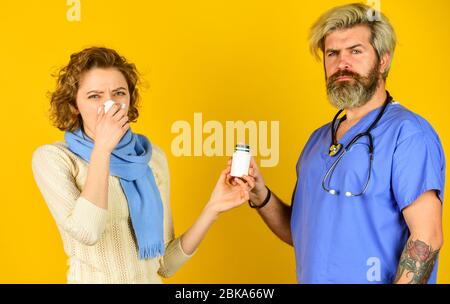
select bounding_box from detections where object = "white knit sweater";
[32,141,193,283]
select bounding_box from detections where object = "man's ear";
[379,52,391,74]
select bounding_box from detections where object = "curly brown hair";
[49,47,140,131]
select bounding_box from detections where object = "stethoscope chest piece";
[329,143,342,157]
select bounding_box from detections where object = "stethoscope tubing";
[322,91,392,197]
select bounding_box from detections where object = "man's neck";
[344,86,387,125]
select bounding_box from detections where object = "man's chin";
[327,90,370,109]
[331,79,357,89]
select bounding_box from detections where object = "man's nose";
[337,53,351,71]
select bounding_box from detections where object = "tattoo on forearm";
[394,239,440,284]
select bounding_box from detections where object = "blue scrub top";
[291,101,445,284]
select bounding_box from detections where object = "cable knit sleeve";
[32,144,108,246]
[149,144,196,278]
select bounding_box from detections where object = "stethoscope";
[322,91,393,197]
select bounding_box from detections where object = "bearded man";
[242,3,445,284]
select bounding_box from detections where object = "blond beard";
[326,63,381,109]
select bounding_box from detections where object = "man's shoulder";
[387,103,441,142]
[310,122,332,139]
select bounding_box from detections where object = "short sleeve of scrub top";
[392,129,446,210]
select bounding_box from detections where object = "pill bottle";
[230,143,251,177]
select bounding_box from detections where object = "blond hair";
[309,3,396,80]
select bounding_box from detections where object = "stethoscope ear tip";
[327,190,354,197]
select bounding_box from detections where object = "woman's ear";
[70,102,80,115]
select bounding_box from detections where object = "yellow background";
[1,0,449,283]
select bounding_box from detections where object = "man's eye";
[352,49,362,54]
[88,95,100,99]
[327,52,336,57]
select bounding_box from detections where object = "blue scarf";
[65,128,164,259]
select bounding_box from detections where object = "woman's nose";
[103,93,113,102]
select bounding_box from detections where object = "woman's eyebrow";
[112,87,127,92]
[86,90,103,95]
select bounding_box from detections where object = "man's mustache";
[328,70,362,83]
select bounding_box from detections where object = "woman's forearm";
[179,207,218,255]
[80,145,111,209]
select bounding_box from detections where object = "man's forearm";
[394,237,441,284]
[255,190,293,246]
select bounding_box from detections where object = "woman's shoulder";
[33,141,73,158]
[150,142,167,160]
[32,141,80,173]
[149,142,169,170]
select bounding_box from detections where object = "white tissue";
[103,100,126,113]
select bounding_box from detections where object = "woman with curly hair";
[32,47,255,284]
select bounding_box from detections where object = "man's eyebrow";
[112,87,127,92]
[325,44,365,53]
[346,44,364,50]
[325,48,338,53]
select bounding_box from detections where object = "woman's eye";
[327,52,336,57]
[115,91,126,96]
[88,95,100,99]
